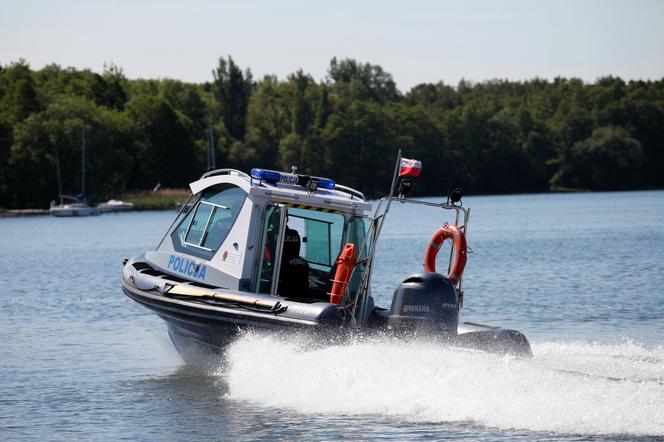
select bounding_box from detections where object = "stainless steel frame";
[352,150,472,324]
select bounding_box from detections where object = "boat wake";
[220,333,664,437]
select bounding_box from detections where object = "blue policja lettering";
[168,255,206,281]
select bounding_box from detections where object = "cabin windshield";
[170,184,247,260]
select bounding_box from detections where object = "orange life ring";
[329,243,356,304]
[423,224,467,284]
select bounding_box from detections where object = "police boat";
[122,152,532,361]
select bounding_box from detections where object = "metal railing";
[351,150,471,325]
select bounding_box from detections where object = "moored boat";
[50,200,100,217]
[97,199,134,213]
[122,153,532,361]
[50,127,99,217]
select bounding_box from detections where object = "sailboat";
[50,127,100,217]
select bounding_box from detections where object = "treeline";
[1,57,663,209]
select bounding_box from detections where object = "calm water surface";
[1,191,663,441]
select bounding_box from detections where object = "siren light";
[250,168,335,190]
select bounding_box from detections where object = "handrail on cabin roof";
[334,184,365,201]
[199,168,366,202]
[200,168,250,179]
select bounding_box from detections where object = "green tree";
[212,56,253,141]
[8,96,131,207]
[2,58,664,209]
[328,57,400,104]
[0,60,40,123]
[241,75,291,170]
[125,94,198,188]
[550,126,644,190]
[289,70,315,136]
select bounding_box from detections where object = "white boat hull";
[97,200,134,213]
[50,205,100,217]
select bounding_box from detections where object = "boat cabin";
[145,168,373,304]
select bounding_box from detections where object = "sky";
[1,0,663,92]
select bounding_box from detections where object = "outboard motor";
[388,272,459,336]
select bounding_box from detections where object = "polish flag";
[399,158,422,177]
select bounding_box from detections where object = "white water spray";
[221,333,664,436]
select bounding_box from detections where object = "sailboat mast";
[55,148,63,205]
[81,127,86,197]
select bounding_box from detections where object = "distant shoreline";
[3,187,662,217]
[0,188,191,216]
[0,209,50,217]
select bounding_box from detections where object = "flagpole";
[374,149,401,242]
[357,149,402,324]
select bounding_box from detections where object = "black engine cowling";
[388,272,459,336]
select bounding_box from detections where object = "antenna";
[208,124,216,169]
[81,127,86,197]
[206,128,210,170]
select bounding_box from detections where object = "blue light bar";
[317,177,335,189]
[251,168,335,190]
[251,168,293,184]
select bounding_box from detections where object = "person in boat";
[277,222,310,297]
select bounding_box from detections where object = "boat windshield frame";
[182,200,230,252]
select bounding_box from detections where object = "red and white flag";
[399,158,422,177]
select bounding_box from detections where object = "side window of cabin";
[287,208,345,271]
[346,216,372,261]
[171,184,247,260]
[281,207,345,299]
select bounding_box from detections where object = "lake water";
[1,191,663,441]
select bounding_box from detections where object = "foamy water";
[223,333,664,437]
